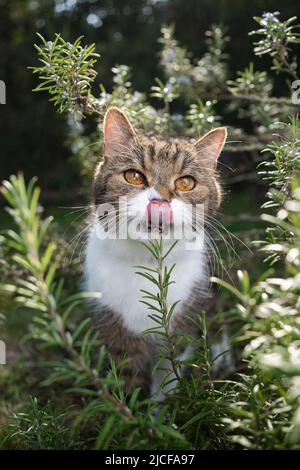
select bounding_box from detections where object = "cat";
[84,106,227,401]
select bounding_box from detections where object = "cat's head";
[93,107,226,240]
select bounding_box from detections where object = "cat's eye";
[175,176,196,192]
[124,170,146,186]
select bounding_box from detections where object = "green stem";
[157,243,181,383]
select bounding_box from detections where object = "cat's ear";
[195,127,227,170]
[103,107,135,156]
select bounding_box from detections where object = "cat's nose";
[146,200,173,226]
[148,186,172,203]
[148,187,163,201]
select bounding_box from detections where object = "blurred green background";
[0,0,299,195]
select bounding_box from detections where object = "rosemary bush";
[0,176,235,449]
[30,11,300,184]
[1,11,300,450]
[213,118,300,449]
[0,175,195,449]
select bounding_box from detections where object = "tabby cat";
[84,107,227,401]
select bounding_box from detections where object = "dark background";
[0,0,299,192]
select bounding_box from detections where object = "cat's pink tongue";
[146,200,173,226]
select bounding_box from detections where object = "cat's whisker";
[67,212,125,268]
[59,205,94,210]
[182,212,218,270]
[204,223,238,277]
[61,208,93,241]
[216,160,234,172]
[206,214,253,255]
[182,211,233,282]
[204,235,219,277]
[204,220,238,261]
[64,221,95,268]
[205,215,238,250]
[206,232,235,284]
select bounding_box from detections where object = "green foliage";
[3,119,300,448]
[2,1,300,190]
[227,63,277,130]
[251,12,300,80]
[213,118,300,449]
[159,24,229,99]
[186,100,220,135]
[1,398,81,450]
[32,34,100,114]
[30,11,300,184]
[259,117,300,263]
[135,239,184,389]
[2,9,300,451]
[0,175,212,449]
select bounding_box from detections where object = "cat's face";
[93,107,226,240]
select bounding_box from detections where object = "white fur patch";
[84,223,206,334]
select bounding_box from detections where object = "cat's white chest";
[84,228,207,335]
